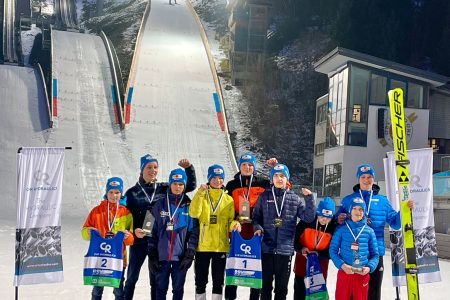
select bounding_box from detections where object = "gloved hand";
[179,249,195,272]
[149,252,160,272]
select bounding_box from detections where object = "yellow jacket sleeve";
[189,187,206,219]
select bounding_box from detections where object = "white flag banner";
[384,148,441,286]
[14,147,65,286]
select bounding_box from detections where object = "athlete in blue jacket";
[330,197,379,300]
[148,168,199,300]
[252,164,315,300]
[336,163,413,300]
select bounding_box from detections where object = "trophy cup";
[238,196,251,223]
[142,210,155,236]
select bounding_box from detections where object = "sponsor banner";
[14,147,65,286]
[384,148,441,286]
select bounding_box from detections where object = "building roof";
[314,47,450,87]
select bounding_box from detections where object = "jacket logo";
[160,211,170,217]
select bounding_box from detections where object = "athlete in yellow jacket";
[189,164,239,300]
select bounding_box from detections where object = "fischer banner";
[384,148,441,286]
[14,147,66,286]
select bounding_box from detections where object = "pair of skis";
[388,88,420,300]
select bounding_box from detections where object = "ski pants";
[368,256,384,300]
[194,251,227,295]
[260,253,292,300]
[335,270,370,300]
[155,260,187,300]
[92,268,125,300]
[123,242,156,300]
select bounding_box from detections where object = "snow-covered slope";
[125,0,236,183]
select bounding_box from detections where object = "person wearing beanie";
[148,168,199,300]
[224,153,278,300]
[123,155,197,300]
[330,197,379,300]
[336,163,414,300]
[189,164,240,300]
[252,164,315,300]
[82,177,134,300]
[292,197,338,300]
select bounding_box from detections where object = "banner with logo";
[14,147,65,286]
[225,230,262,289]
[84,230,125,288]
[384,148,441,286]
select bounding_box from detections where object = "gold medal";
[274,218,283,228]
[210,215,218,224]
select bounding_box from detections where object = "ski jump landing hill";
[0,0,236,298]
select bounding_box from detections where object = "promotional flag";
[14,147,66,286]
[384,148,441,286]
[225,230,262,289]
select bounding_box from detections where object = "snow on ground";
[21,24,42,66]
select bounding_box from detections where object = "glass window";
[326,68,348,148]
[390,79,406,94]
[316,103,327,124]
[313,168,324,197]
[407,82,423,108]
[370,73,387,105]
[347,65,370,146]
[315,143,325,156]
[324,163,342,197]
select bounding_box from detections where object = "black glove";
[149,252,160,272]
[179,249,195,272]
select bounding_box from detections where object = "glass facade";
[324,163,342,197]
[326,68,348,148]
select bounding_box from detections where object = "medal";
[354,258,360,265]
[271,187,287,229]
[274,218,283,228]
[166,192,184,233]
[351,242,359,251]
[105,231,115,239]
[106,201,119,239]
[166,222,174,232]
[210,215,218,224]
[207,188,224,224]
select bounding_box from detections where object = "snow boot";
[196,293,206,300]
[212,293,222,300]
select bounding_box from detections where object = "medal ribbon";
[315,219,329,249]
[345,221,366,242]
[271,186,287,218]
[206,188,225,215]
[107,201,119,232]
[359,189,373,216]
[166,192,184,223]
[239,174,253,202]
[138,181,157,204]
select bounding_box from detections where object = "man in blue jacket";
[123,154,196,300]
[336,163,413,300]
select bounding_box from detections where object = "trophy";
[142,210,155,236]
[238,196,251,223]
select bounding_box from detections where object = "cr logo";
[240,243,252,254]
[100,242,111,253]
[34,170,50,185]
